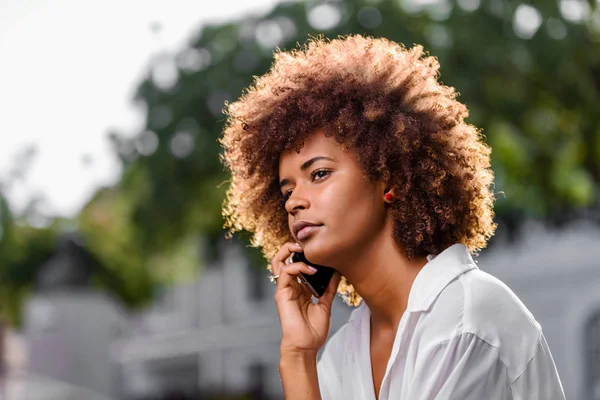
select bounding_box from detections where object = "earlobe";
[383,184,397,202]
[382,179,396,202]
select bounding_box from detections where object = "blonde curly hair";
[219,34,497,306]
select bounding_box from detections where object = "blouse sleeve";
[510,333,566,400]
[405,331,565,400]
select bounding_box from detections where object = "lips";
[297,225,321,240]
[293,221,322,238]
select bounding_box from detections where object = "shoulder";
[422,268,542,381]
[458,269,542,349]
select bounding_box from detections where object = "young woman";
[219,35,565,399]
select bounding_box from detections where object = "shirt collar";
[406,243,478,312]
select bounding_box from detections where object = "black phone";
[292,252,336,298]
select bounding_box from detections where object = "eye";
[311,169,330,181]
[282,169,331,202]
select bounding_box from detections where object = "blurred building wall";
[112,237,352,399]
[24,291,125,398]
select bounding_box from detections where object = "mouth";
[297,225,322,241]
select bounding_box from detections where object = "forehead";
[279,130,345,170]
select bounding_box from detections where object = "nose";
[285,186,310,214]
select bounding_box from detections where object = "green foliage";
[109,0,599,259]
[0,194,57,325]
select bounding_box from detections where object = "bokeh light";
[135,130,159,157]
[307,3,342,30]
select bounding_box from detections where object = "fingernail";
[308,266,317,272]
[295,243,302,248]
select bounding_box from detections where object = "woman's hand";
[271,242,341,354]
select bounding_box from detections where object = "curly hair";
[219,34,497,306]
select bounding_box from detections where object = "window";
[248,362,266,397]
[586,310,600,400]
[247,262,266,301]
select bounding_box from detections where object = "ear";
[384,185,397,197]
[383,185,397,203]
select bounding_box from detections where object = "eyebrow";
[279,156,337,189]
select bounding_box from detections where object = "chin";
[302,240,337,267]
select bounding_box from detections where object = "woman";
[219,35,565,399]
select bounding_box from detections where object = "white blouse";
[316,244,566,399]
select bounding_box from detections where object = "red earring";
[385,193,393,201]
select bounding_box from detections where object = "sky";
[0,0,279,220]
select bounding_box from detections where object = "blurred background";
[0,0,599,398]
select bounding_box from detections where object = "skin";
[272,129,429,399]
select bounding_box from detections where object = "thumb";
[317,271,341,309]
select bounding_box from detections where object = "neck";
[337,218,428,331]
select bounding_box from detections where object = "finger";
[270,242,302,277]
[276,260,317,289]
[317,271,341,308]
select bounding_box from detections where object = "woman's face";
[278,130,389,268]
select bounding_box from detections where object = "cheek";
[308,196,383,266]
[319,183,383,244]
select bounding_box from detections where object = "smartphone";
[292,252,336,298]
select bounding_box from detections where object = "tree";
[0,192,57,326]
[107,0,599,258]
